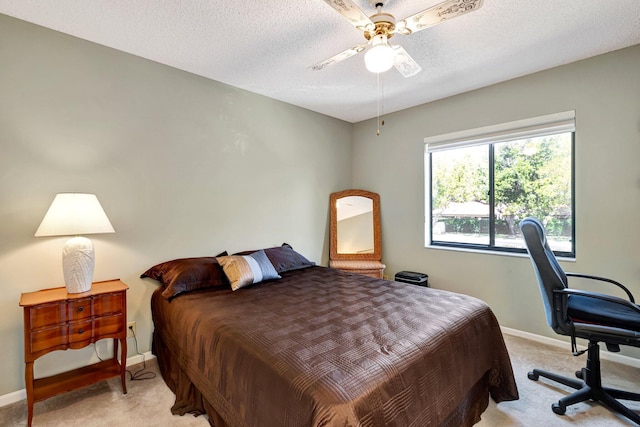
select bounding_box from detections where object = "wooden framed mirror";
[329,189,384,278]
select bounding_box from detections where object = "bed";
[145,246,518,426]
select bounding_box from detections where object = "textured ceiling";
[1,0,639,123]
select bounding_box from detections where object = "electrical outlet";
[127,321,136,338]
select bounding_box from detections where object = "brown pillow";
[141,252,229,299]
[234,243,314,273]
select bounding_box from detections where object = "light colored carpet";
[1,334,639,426]
[477,334,639,426]
[0,359,210,427]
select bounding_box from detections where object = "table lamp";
[35,193,115,293]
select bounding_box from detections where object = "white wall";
[0,14,352,396]
[352,44,640,358]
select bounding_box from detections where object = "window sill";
[425,244,576,262]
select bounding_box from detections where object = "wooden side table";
[19,279,128,426]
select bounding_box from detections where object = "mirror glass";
[330,189,381,262]
[336,196,374,254]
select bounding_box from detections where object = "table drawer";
[30,325,67,353]
[93,293,123,316]
[68,298,92,321]
[94,314,124,338]
[68,320,93,342]
[30,302,65,329]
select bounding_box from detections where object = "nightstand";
[19,279,128,427]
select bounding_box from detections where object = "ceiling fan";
[311,0,484,77]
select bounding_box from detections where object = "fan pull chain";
[376,73,385,136]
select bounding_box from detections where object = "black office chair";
[519,217,640,423]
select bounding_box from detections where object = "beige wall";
[352,44,640,357]
[2,11,639,399]
[0,14,352,396]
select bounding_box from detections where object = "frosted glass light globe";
[364,35,395,73]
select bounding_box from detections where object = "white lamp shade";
[364,34,396,73]
[35,193,114,293]
[35,193,115,237]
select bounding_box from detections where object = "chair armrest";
[554,288,640,314]
[565,272,635,303]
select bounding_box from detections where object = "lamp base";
[62,236,95,293]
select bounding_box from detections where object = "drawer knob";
[78,328,85,334]
[77,307,84,313]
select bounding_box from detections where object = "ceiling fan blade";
[310,44,368,71]
[392,45,422,78]
[396,0,484,35]
[322,0,375,32]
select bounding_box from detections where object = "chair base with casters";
[527,341,640,423]
[519,217,640,424]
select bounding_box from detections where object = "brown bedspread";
[151,266,518,426]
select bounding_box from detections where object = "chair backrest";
[519,217,568,332]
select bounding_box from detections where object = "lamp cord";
[93,330,156,381]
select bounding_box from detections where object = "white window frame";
[424,111,576,256]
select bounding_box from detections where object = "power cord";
[93,326,156,381]
[125,326,156,381]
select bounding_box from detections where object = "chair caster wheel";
[552,403,566,415]
[528,371,539,381]
[575,370,583,379]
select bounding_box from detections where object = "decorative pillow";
[141,251,229,300]
[234,243,315,273]
[217,250,281,291]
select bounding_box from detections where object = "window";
[425,111,575,257]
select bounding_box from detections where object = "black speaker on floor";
[395,271,428,287]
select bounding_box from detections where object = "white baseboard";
[0,389,26,410]
[501,326,640,369]
[126,351,155,367]
[0,351,155,408]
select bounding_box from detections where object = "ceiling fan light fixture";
[364,34,395,73]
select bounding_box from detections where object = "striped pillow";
[217,250,281,291]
